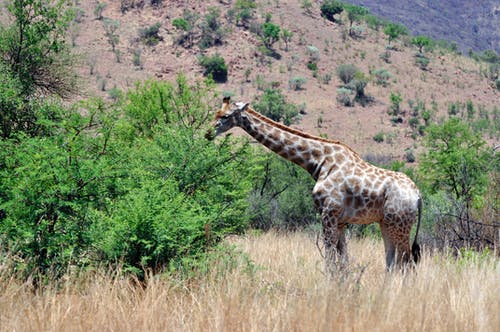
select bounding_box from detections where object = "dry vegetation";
[1,232,498,331]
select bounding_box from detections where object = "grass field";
[0,231,498,331]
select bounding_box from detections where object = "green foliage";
[389,92,403,116]
[412,35,432,54]
[198,54,228,83]
[420,118,492,203]
[261,22,280,49]
[0,0,77,98]
[372,68,391,87]
[373,132,384,143]
[0,75,253,282]
[173,18,189,31]
[233,0,256,27]
[199,7,225,49]
[288,76,307,90]
[247,153,316,230]
[138,22,162,46]
[336,63,358,85]
[320,0,343,22]
[280,28,293,51]
[384,23,408,45]
[343,4,369,35]
[254,88,299,125]
[336,87,353,106]
[94,2,107,20]
[103,18,120,51]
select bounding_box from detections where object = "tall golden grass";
[0,231,498,331]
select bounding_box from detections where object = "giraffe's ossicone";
[206,97,422,271]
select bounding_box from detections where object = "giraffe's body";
[207,97,421,270]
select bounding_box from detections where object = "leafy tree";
[343,4,369,36]
[198,54,228,83]
[247,153,316,230]
[281,28,293,51]
[384,23,408,46]
[411,35,432,54]
[0,0,76,98]
[261,22,280,49]
[419,118,495,248]
[389,92,403,115]
[254,88,299,125]
[320,0,343,22]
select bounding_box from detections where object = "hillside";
[44,1,500,159]
[347,0,500,54]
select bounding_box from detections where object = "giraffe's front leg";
[321,208,346,274]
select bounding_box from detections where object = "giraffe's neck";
[237,108,331,179]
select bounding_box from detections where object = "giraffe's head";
[205,96,248,140]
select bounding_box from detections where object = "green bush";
[254,88,299,125]
[336,64,358,85]
[0,75,253,282]
[247,153,316,230]
[320,0,343,22]
[288,76,307,90]
[373,68,391,86]
[373,132,384,143]
[336,87,353,106]
[139,22,162,46]
[198,54,228,83]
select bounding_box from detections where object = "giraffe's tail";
[411,196,422,263]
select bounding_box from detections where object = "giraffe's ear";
[223,96,231,105]
[235,102,249,111]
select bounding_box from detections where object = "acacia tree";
[420,118,495,247]
[412,35,432,54]
[0,0,77,139]
[0,0,76,98]
[343,4,369,36]
[384,23,408,46]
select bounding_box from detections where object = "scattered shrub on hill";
[289,76,307,90]
[94,2,107,20]
[373,132,384,143]
[139,22,162,46]
[320,0,343,22]
[254,88,299,125]
[103,18,120,52]
[336,64,358,85]
[384,23,408,46]
[281,28,293,51]
[388,92,403,116]
[411,35,432,54]
[336,87,353,106]
[233,0,257,28]
[199,7,225,49]
[198,54,228,83]
[261,21,280,49]
[343,4,369,36]
[372,68,392,87]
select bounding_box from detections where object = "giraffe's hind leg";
[380,218,412,270]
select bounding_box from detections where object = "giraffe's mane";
[245,106,360,156]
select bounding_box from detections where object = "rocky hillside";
[347,0,500,54]
[16,0,500,160]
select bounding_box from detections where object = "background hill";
[66,0,498,161]
[347,0,500,54]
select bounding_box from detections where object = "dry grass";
[1,231,498,332]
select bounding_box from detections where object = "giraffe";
[206,97,422,271]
